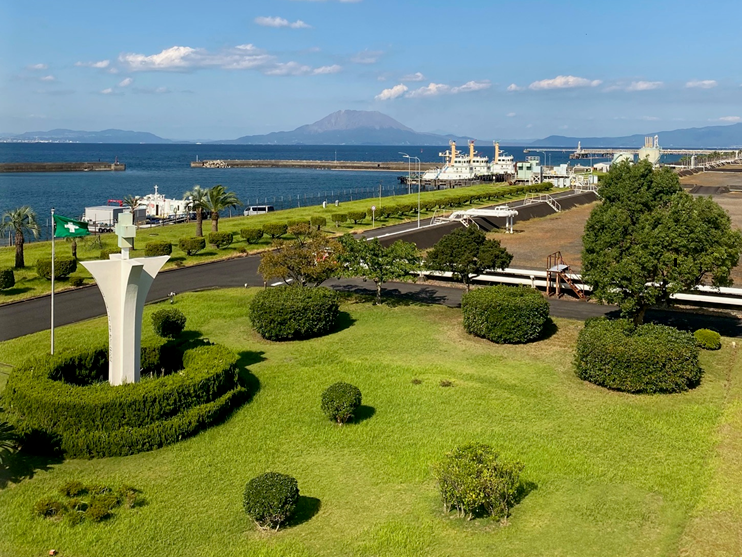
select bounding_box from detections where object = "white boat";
[421,141,515,181]
[138,185,191,218]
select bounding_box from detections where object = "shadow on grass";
[514,479,538,507]
[602,307,742,337]
[285,496,321,528]
[538,318,558,341]
[331,284,452,307]
[0,451,63,490]
[353,405,376,424]
[236,351,265,401]
[0,286,33,296]
[330,311,356,335]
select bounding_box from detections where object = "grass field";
[0,288,740,557]
[0,184,529,305]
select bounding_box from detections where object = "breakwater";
[0,161,125,173]
[191,159,438,171]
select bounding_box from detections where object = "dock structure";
[190,159,438,172]
[0,161,125,173]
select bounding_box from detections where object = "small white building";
[139,185,191,218]
[593,162,611,172]
[84,206,146,227]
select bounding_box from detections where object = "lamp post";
[402,154,422,228]
[399,152,411,194]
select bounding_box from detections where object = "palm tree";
[184,185,208,237]
[201,185,241,233]
[1,206,40,268]
[123,194,141,213]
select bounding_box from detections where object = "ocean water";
[0,143,591,240]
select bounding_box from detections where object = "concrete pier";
[0,161,126,173]
[190,159,438,172]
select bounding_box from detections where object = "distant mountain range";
[2,112,741,148]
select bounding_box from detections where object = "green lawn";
[0,288,739,557]
[0,184,528,305]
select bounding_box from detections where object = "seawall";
[0,161,126,173]
[191,159,438,172]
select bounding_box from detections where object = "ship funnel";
[469,140,475,163]
[494,141,500,162]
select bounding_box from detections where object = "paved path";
[2,252,740,341]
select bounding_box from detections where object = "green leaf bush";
[462,286,549,344]
[100,247,121,259]
[249,286,340,341]
[310,216,326,231]
[69,276,84,287]
[34,482,144,525]
[240,228,264,244]
[574,318,702,393]
[321,382,362,424]
[243,472,300,530]
[0,268,15,290]
[208,231,233,249]
[35,257,77,280]
[432,443,524,521]
[144,241,172,257]
[151,308,187,338]
[331,213,348,226]
[263,223,288,239]
[347,211,366,224]
[3,342,250,458]
[694,329,721,350]
[178,237,206,256]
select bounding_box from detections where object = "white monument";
[82,213,169,386]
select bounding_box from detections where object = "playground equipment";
[546,251,587,300]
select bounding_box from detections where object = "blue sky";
[1,0,740,140]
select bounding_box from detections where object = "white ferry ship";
[421,141,515,182]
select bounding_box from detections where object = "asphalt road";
[2,252,740,342]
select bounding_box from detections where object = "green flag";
[53,214,90,238]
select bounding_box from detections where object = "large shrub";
[263,223,288,239]
[347,211,366,224]
[240,228,264,244]
[331,213,347,226]
[36,257,77,280]
[144,241,172,257]
[100,247,121,259]
[574,318,702,393]
[310,216,326,231]
[321,382,362,424]
[432,443,524,521]
[3,343,249,458]
[208,231,233,249]
[178,237,206,256]
[151,308,186,338]
[694,329,721,350]
[249,286,340,341]
[462,286,549,344]
[243,472,300,530]
[0,268,15,290]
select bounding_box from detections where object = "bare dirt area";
[680,164,742,189]
[489,202,596,272]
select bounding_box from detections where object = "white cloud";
[132,86,171,94]
[406,80,490,98]
[118,77,134,87]
[401,72,424,82]
[76,59,111,69]
[528,75,602,90]
[313,64,342,74]
[625,81,663,91]
[40,75,55,82]
[255,16,311,28]
[507,112,516,117]
[640,116,660,121]
[100,88,114,95]
[375,84,408,101]
[717,116,741,123]
[686,79,717,89]
[27,63,48,70]
[351,50,383,64]
[507,83,523,92]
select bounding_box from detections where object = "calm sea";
[0,143,599,240]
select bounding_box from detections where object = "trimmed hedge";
[100,247,121,259]
[151,308,186,338]
[347,211,366,224]
[144,241,172,257]
[178,237,206,256]
[3,342,249,458]
[36,257,77,280]
[249,286,340,341]
[0,268,15,290]
[462,286,549,344]
[574,319,702,393]
[694,329,721,350]
[263,223,288,239]
[208,231,233,249]
[243,472,300,530]
[310,216,326,231]
[321,382,362,424]
[331,213,347,226]
[240,228,264,244]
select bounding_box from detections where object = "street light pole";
[399,152,411,195]
[402,154,422,228]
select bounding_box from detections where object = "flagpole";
[51,208,55,355]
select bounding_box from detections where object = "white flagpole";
[51,208,55,355]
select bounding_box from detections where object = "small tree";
[1,206,40,268]
[336,235,420,304]
[426,227,513,291]
[310,216,327,231]
[184,185,208,237]
[201,185,241,232]
[259,232,340,287]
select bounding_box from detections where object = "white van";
[243,205,275,216]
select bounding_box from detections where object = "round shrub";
[462,286,549,344]
[144,241,172,257]
[321,382,362,424]
[243,472,299,530]
[33,497,66,519]
[347,211,366,224]
[432,443,524,521]
[694,328,721,350]
[0,268,15,290]
[178,237,206,256]
[263,223,288,239]
[574,319,702,393]
[310,216,326,231]
[69,276,85,287]
[249,286,340,341]
[60,480,87,498]
[151,308,187,338]
[36,257,77,280]
[100,247,121,259]
[3,343,249,458]
[331,213,347,226]
[240,227,264,244]
[287,219,310,228]
[208,231,233,249]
